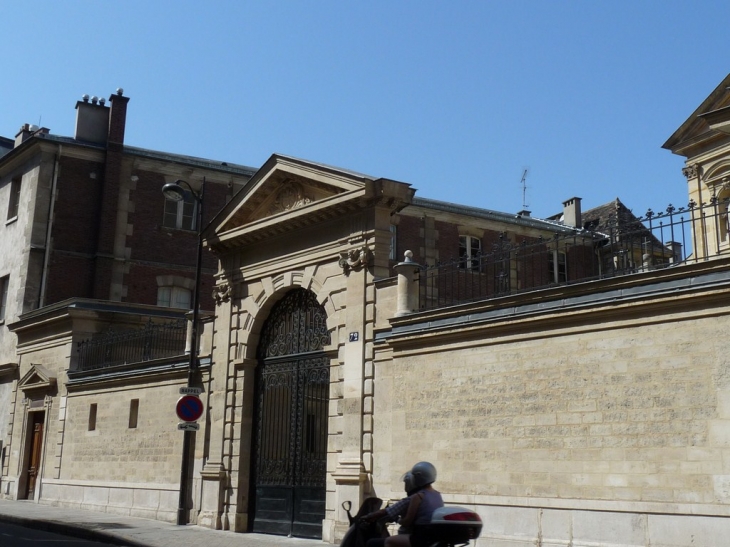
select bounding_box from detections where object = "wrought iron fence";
[76,318,187,371]
[419,197,730,310]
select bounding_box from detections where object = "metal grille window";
[163,195,196,230]
[459,235,481,270]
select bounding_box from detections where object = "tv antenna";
[520,168,529,210]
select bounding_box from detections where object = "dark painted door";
[25,412,45,499]
[252,289,330,539]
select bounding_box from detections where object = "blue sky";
[1,1,727,219]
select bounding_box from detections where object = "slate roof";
[411,196,582,234]
[581,197,665,249]
[0,132,257,177]
[0,136,12,159]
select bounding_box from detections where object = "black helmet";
[410,461,437,488]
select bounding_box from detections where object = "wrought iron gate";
[252,289,330,539]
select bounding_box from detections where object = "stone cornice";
[0,361,18,378]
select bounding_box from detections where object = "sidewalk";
[0,499,326,547]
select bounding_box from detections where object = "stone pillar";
[394,251,420,316]
[197,284,233,529]
[228,357,257,532]
[329,245,372,542]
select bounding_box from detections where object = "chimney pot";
[75,97,110,144]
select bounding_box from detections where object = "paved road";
[0,520,127,546]
[0,499,325,547]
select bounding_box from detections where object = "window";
[163,195,196,230]
[459,235,481,270]
[0,276,8,322]
[7,177,20,221]
[157,286,192,309]
[129,399,139,429]
[88,404,97,431]
[156,275,195,309]
[718,191,730,246]
[549,250,567,283]
[389,225,397,261]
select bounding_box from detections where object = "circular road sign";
[176,395,204,422]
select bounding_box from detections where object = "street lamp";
[162,177,206,525]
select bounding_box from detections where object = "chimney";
[107,88,129,147]
[75,94,110,144]
[562,197,582,228]
[14,124,33,147]
[15,124,50,148]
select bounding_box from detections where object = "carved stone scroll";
[338,246,373,274]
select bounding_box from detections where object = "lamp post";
[161,177,205,525]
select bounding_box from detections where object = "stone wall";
[372,261,730,546]
[62,382,182,484]
[44,377,184,522]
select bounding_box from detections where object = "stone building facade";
[2,73,730,547]
[193,73,730,546]
[0,91,592,530]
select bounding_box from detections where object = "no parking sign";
[176,395,204,422]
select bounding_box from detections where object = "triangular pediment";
[206,154,382,250]
[18,364,57,394]
[664,73,730,154]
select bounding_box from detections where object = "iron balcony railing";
[76,318,187,371]
[419,197,730,310]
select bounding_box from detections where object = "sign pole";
[173,177,206,527]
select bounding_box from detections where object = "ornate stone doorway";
[251,289,330,539]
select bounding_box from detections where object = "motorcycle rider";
[364,462,443,547]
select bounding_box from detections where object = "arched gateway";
[251,288,331,539]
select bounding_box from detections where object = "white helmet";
[410,461,437,488]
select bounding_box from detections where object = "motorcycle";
[424,505,483,547]
[340,500,482,547]
[340,497,390,547]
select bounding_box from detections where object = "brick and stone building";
[0,90,255,514]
